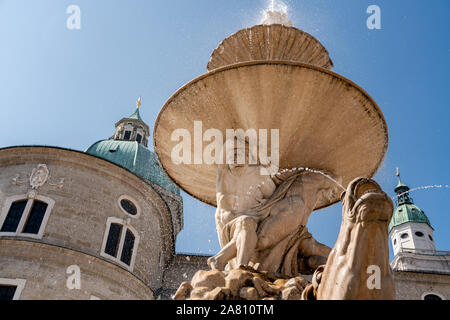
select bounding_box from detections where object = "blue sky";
[0,0,449,258]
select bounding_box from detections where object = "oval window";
[423,294,442,301]
[415,231,424,237]
[393,239,397,245]
[429,235,434,241]
[120,199,138,216]
[401,233,409,239]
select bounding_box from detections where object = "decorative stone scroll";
[11,164,64,190]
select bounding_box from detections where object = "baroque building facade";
[0,102,183,300]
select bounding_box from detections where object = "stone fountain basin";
[207,24,334,71]
[153,61,388,210]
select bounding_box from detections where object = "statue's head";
[341,178,393,226]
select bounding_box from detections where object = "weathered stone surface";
[207,24,334,71]
[154,64,389,212]
[239,287,259,300]
[285,277,309,291]
[173,282,192,300]
[0,240,154,300]
[253,276,280,296]
[189,287,210,300]
[174,179,396,301]
[252,277,268,298]
[205,287,227,300]
[273,279,288,288]
[316,178,395,300]
[0,147,182,297]
[174,266,312,300]
[282,286,302,300]
[191,270,226,290]
[225,270,253,296]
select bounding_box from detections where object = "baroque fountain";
[153,3,394,300]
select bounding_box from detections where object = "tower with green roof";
[85,97,180,196]
[85,97,182,237]
[389,170,436,256]
[389,170,450,295]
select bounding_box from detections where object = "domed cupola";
[85,97,180,195]
[112,96,150,147]
[390,172,433,231]
[389,169,435,256]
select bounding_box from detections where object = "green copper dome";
[389,173,432,230]
[86,99,179,195]
[86,139,179,195]
[389,203,432,230]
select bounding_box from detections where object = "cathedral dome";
[86,98,179,196]
[86,139,179,195]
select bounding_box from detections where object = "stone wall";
[0,146,176,295]
[0,240,154,300]
[160,254,210,299]
[394,271,450,300]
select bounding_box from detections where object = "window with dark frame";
[423,294,442,301]
[120,229,136,266]
[103,220,138,268]
[0,200,27,233]
[0,285,17,301]
[124,131,131,140]
[23,201,48,234]
[104,223,122,257]
[1,199,50,236]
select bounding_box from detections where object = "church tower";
[389,170,435,256]
[389,170,450,300]
[112,96,150,147]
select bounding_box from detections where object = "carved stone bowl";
[153,61,388,210]
[207,24,333,71]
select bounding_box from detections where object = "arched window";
[123,131,131,141]
[0,195,54,239]
[136,134,142,144]
[101,217,139,270]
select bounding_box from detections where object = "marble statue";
[207,141,333,277]
[174,177,395,300]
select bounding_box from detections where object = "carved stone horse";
[304,178,395,300]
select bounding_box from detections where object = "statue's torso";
[216,166,275,213]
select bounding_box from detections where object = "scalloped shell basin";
[207,24,334,71]
[154,61,388,210]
